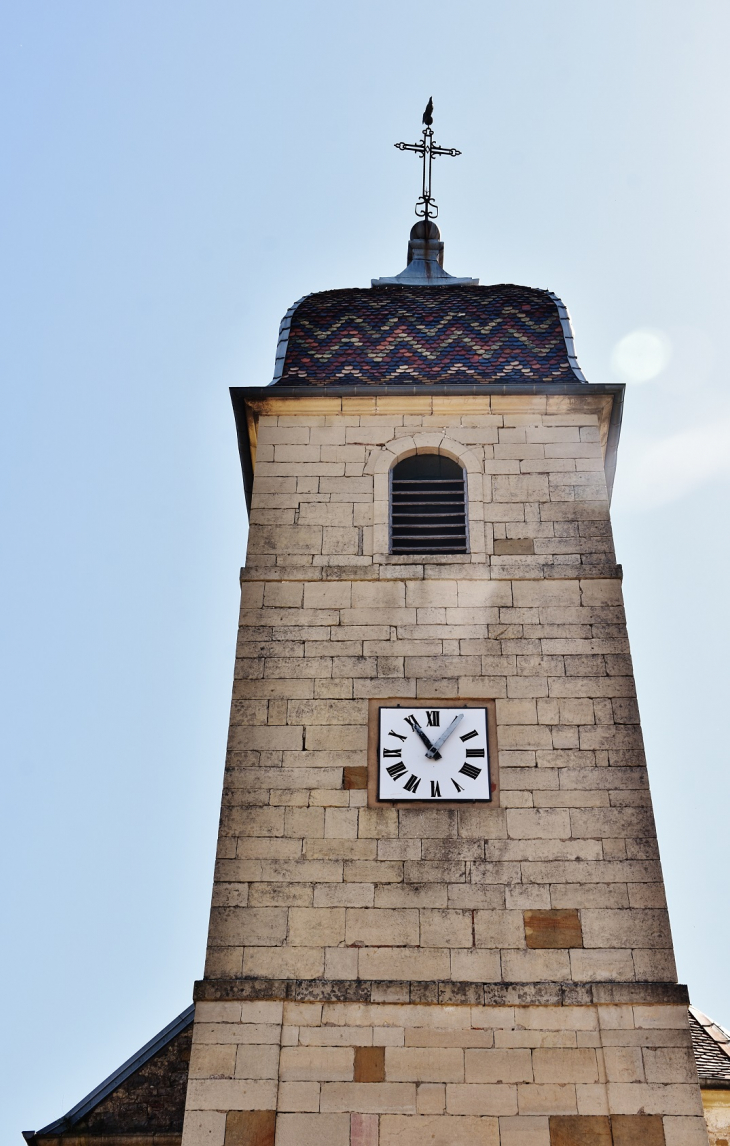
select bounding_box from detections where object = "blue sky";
[2,1,730,1140]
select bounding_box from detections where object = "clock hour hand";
[405,716,441,761]
[425,713,464,759]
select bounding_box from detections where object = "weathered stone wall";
[181,393,708,1146]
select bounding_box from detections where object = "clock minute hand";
[425,713,464,759]
[406,716,442,761]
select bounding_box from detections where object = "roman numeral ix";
[382,748,402,757]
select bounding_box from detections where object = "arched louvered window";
[390,454,468,554]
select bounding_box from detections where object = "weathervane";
[394,98,461,222]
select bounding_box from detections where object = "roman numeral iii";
[465,748,485,758]
[459,763,482,780]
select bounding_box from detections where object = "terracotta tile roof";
[690,1006,730,1084]
[273,285,586,386]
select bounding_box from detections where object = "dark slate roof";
[23,1004,194,1142]
[690,1007,730,1086]
[272,285,587,387]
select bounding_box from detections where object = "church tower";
[180,113,708,1146]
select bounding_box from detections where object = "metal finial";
[395,99,461,222]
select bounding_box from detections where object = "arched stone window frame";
[365,433,485,560]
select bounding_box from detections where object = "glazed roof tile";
[272,285,586,386]
[689,1006,730,1084]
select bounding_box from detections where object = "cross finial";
[395,99,461,222]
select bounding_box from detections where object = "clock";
[376,704,492,803]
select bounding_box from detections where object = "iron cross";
[394,98,461,222]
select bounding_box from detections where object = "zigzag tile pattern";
[276,285,583,385]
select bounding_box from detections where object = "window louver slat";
[390,457,468,554]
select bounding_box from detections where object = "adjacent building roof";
[23,1005,194,1143]
[690,1006,730,1087]
[271,284,587,387]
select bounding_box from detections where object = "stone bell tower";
[180,117,708,1146]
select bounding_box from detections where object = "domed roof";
[271,284,587,386]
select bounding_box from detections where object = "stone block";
[661,1116,709,1146]
[570,950,635,982]
[385,1047,465,1082]
[474,910,526,948]
[498,1115,550,1146]
[351,1113,379,1146]
[420,910,473,948]
[450,949,502,982]
[359,947,451,982]
[581,910,672,950]
[242,946,324,979]
[275,1113,350,1146]
[602,1048,644,1083]
[532,1049,598,1085]
[465,1050,533,1083]
[610,1114,666,1145]
[642,1048,697,1084]
[547,1115,612,1145]
[279,1046,354,1082]
[181,1110,227,1146]
[524,910,583,949]
[189,1043,238,1079]
[288,908,346,946]
[234,1045,281,1080]
[355,1045,386,1082]
[380,1114,500,1146]
[186,1080,278,1110]
[501,950,572,982]
[224,1110,276,1146]
[315,884,374,908]
[346,908,419,946]
[518,1084,578,1115]
[277,1081,321,1111]
[344,766,368,789]
[446,1083,519,1115]
[301,1025,372,1047]
[417,1083,446,1114]
[320,1081,416,1113]
[507,810,572,839]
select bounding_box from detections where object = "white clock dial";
[377,706,491,802]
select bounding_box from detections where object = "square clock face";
[377,705,491,802]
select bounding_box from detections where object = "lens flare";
[611,328,672,383]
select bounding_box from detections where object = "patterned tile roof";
[690,1007,730,1084]
[272,285,587,386]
